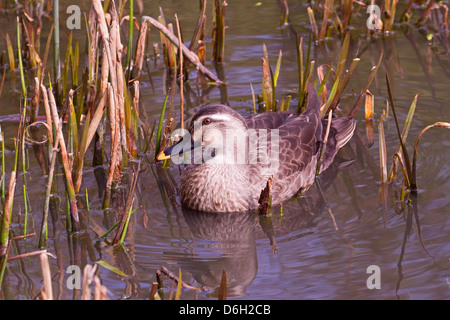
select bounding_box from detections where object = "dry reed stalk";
[81,264,97,300]
[157,266,208,291]
[46,87,80,230]
[417,0,436,26]
[378,118,387,183]
[364,90,374,120]
[7,249,47,262]
[149,282,159,300]
[141,16,224,84]
[40,252,53,300]
[112,11,128,156]
[307,7,319,39]
[104,83,122,208]
[83,49,108,156]
[93,275,109,300]
[319,0,333,40]
[175,14,184,129]
[134,19,149,77]
[89,3,98,83]
[133,81,140,115]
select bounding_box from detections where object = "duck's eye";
[202,118,211,125]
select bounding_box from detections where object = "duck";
[157,84,356,213]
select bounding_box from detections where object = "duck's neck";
[180,164,259,212]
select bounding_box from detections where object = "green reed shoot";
[17,18,27,101]
[1,128,4,202]
[175,268,182,300]
[119,201,135,245]
[21,107,29,235]
[321,32,353,116]
[296,33,312,113]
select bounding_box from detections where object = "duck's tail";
[329,116,356,150]
[320,116,356,172]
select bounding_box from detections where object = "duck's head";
[189,104,248,143]
[156,104,248,163]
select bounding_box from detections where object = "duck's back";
[244,84,355,206]
[244,86,324,205]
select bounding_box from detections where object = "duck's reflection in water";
[175,159,350,298]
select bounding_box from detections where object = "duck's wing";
[245,111,296,130]
[275,114,322,177]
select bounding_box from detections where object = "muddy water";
[0,1,449,300]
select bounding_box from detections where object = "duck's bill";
[156,149,171,161]
[156,136,195,162]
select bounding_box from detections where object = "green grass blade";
[386,73,412,183]
[155,93,169,158]
[388,93,418,181]
[96,260,129,277]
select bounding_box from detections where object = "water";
[0,1,449,300]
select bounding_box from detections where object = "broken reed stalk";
[140,15,224,85]
[40,252,53,300]
[258,175,273,216]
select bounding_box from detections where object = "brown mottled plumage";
[160,85,355,213]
